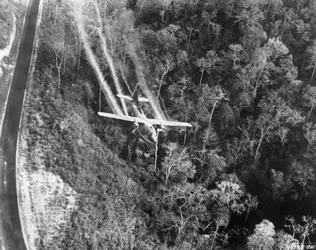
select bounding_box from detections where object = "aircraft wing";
[98,112,192,127]
[147,118,192,127]
[98,112,148,124]
[98,112,135,122]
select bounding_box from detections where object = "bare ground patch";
[17,134,79,249]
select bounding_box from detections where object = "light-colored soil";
[17,135,79,249]
[15,1,80,249]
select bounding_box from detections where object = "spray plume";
[125,39,167,121]
[72,0,167,121]
[72,2,123,115]
[91,0,128,115]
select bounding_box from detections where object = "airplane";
[98,84,192,143]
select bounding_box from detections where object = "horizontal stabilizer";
[117,94,149,103]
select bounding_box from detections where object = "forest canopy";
[27,0,316,249]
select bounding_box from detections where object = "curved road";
[0,0,40,249]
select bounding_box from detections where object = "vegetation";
[0,0,27,124]
[22,0,316,249]
[0,8,13,49]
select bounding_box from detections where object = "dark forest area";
[22,0,316,249]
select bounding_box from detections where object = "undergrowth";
[22,34,154,249]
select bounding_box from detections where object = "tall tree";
[247,220,275,250]
[285,215,316,249]
[290,160,315,200]
[210,173,256,216]
[160,142,195,186]
[158,183,210,245]
[303,85,316,118]
[195,50,221,85]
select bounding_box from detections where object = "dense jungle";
[22,0,316,249]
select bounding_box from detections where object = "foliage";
[285,215,316,247]
[211,173,257,216]
[247,219,275,250]
[160,142,195,186]
[290,160,315,200]
[24,0,316,248]
[157,183,210,245]
[274,230,299,250]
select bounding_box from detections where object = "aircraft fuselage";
[131,102,157,143]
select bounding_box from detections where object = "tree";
[54,46,63,90]
[303,123,316,154]
[167,76,195,126]
[285,215,316,249]
[274,230,299,250]
[194,126,227,184]
[66,16,83,71]
[195,50,221,85]
[304,40,316,80]
[42,0,79,90]
[42,15,66,90]
[198,126,219,160]
[290,160,315,200]
[242,38,290,99]
[244,193,258,226]
[160,0,172,22]
[155,53,175,102]
[160,143,195,186]
[209,204,230,250]
[247,219,275,250]
[253,93,304,163]
[254,113,278,163]
[303,85,316,118]
[218,102,236,135]
[226,137,244,170]
[269,169,293,201]
[205,85,229,129]
[158,183,210,244]
[210,174,256,216]
[225,44,246,70]
[236,0,266,58]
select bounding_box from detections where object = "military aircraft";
[98,84,192,143]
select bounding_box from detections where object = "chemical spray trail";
[73,4,123,116]
[125,40,167,121]
[92,1,128,115]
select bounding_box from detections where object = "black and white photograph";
[1,0,316,249]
